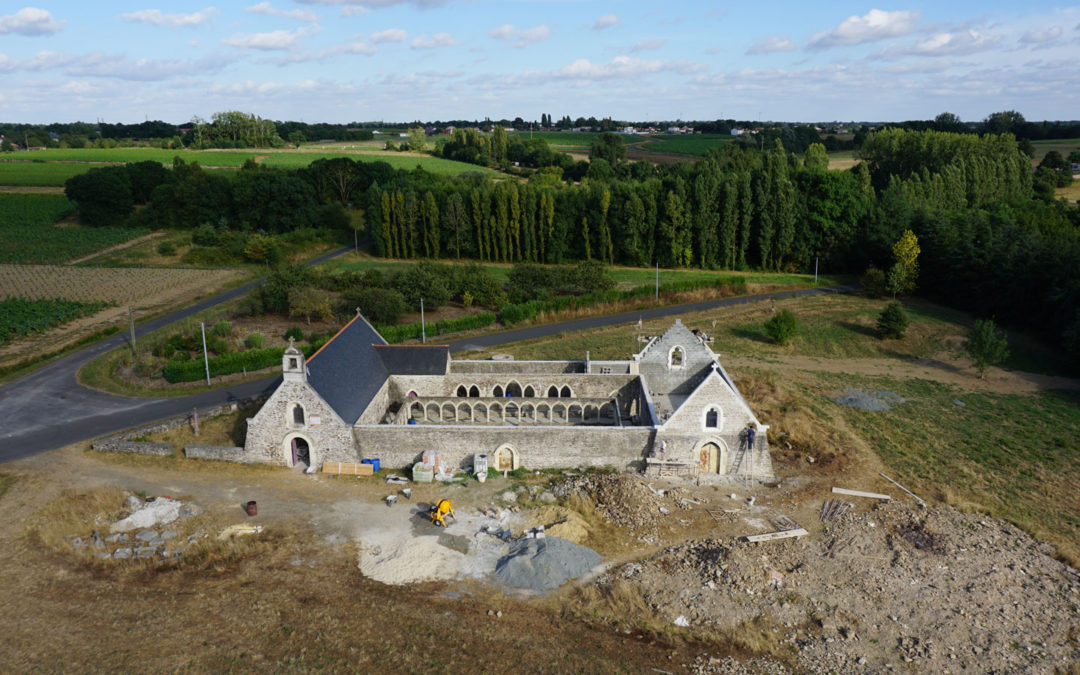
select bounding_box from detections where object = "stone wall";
[353,424,655,471]
[184,445,257,462]
[450,360,585,374]
[91,439,174,456]
[243,380,356,466]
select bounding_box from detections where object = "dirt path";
[63,232,165,265]
[0,185,66,194]
[727,351,1080,394]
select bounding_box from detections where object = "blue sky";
[1,2,1077,124]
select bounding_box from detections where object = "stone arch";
[442,402,456,422]
[521,403,535,422]
[560,385,572,398]
[669,345,685,368]
[537,403,550,422]
[702,405,723,431]
[490,402,503,422]
[568,404,583,422]
[584,404,598,421]
[282,432,315,468]
[494,444,519,471]
[523,385,535,398]
[456,384,467,397]
[425,402,440,422]
[506,380,522,397]
[505,402,519,422]
[474,402,488,423]
[469,385,480,397]
[552,403,566,422]
[548,385,559,398]
[493,385,504,398]
[693,437,730,475]
[457,402,472,422]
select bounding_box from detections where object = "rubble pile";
[601,501,1080,673]
[552,474,691,536]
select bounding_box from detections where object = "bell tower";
[282,338,306,383]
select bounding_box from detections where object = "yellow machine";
[429,499,456,528]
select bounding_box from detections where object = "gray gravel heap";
[495,536,601,592]
[829,388,904,411]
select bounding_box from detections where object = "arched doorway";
[494,444,518,471]
[285,434,313,468]
[695,439,728,474]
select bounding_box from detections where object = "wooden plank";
[322,462,342,474]
[357,463,374,476]
[832,487,891,500]
[878,473,926,507]
[744,528,809,543]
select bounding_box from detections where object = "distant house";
[48,132,60,141]
[442,126,454,135]
[372,130,383,135]
[398,132,409,138]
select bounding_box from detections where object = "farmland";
[0,193,75,225]
[632,133,735,156]
[0,297,111,346]
[0,194,148,264]
[0,162,101,186]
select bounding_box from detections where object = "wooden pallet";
[322,461,374,476]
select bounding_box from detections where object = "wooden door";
[497,448,513,471]
[699,444,719,473]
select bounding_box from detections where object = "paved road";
[0,257,852,462]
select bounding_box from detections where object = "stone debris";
[135,529,158,542]
[495,536,602,592]
[111,497,184,533]
[828,388,904,412]
[552,474,691,537]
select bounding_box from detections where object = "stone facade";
[241,320,774,481]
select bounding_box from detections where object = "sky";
[0,2,1078,124]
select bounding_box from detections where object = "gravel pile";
[495,536,601,592]
[599,501,1080,673]
[552,474,691,536]
[829,388,904,411]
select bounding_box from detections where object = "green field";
[0,195,149,263]
[633,134,735,156]
[0,297,112,346]
[0,162,100,186]
[258,152,498,175]
[1028,138,1080,162]
[11,149,262,166]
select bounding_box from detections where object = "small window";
[469,385,480,397]
[523,385,535,397]
[493,385,504,398]
[456,385,467,397]
[670,346,684,368]
[600,367,612,374]
[548,386,559,398]
[292,404,305,425]
[560,385,572,398]
[506,381,522,397]
[289,358,299,370]
[705,409,719,428]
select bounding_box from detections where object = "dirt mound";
[522,506,591,545]
[553,474,692,540]
[495,536,602,592]
[599,501,1080,672]
[828,388,904,411]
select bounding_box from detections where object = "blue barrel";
[362,458,381,472]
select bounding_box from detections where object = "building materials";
[744,528,808,543]
[771,515,799,531]
[879,473,926,507]
[322,462,373,476]
[832,487,891,500]
[820,499,853,522]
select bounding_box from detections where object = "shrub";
[349,287,409,325]
[967,318,1009,378]
[260,265,316,315]
[244,332,264,349]
[876,302,909,339]
[207,336,229,355]
[212,320,232,337]
[288,287,334,325]
[191,223,219,247]
[156,241,177,256]
[764,309,798,345]
[284,326,304,342]
[861,267,886,298]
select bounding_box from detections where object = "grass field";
[0,193,75,226]
[633,134,735,156]
[1028,138,1080,162]
[258,151,498,175]
[0,193,148,264]
[0,162,102,186]
[471,291,1080,563]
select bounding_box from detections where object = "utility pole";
[420,298,425,344]
[128,307,136,358]
[814,257,819,285]
[655,262,659,300]
[200,322,210,385]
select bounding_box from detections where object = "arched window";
[292,404,305,425]
[548,385,559,398]
[705,409,719,428]
[523,385,535,397]
[560,385,572,398]
[670,346,684,368]
[456,385,467,397]
[469,385,480,397]
[506,381,522,397]
[493,385,504,398]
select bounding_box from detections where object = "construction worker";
[746,424,756,451]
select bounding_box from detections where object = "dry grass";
[25,486,129,553]
[141,403,261,449]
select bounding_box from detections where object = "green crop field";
[12,148,265,166]
[0,195,148,263]
[1028,138,1080,162]
[0,193,75,226]
[507,131,614,149]
[633,134,735,156]
[0,297,112,346]
[258,151,498,175]
[0,162,101,186]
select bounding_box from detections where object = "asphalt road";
[0,254,853,462]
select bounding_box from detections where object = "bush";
[191,223,219,247]
[876,302,909,339]
[288,287,334,325]
[260,264,316,315]
[207,336,229,355]
[284,326,304,342]
[244,332,265,349]
[391,261,451,311]
[212,320,232,337]
[349,287,409,325]
[861,267,886,298]
[156,241,177,256]
[764,309,798,345]
[967,318,1009,377]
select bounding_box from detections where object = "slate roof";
[374,345,449,375]
[305,313,388,425]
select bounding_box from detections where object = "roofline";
[373,344,450,348]
[306,314,360,364]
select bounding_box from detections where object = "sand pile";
[521,506,591,544]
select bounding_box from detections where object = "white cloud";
[121,7,218,28]
[246,3,318,22]
[630,39,665,52]
[592,14,619,30]
[411,32,458,49]
[746,35,796,55]
[1020,25,1062,44]
[296,0,448,8]
[872,29,1002,59]
[489,23,549,47]
[281,39,377,62]
[0,7,63,35]
[807,9,920,50]
[545,55,703,81]
[340,6,369,17]
[370,28,407,43]
[224,27,312,50]
[65,53,229,81]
